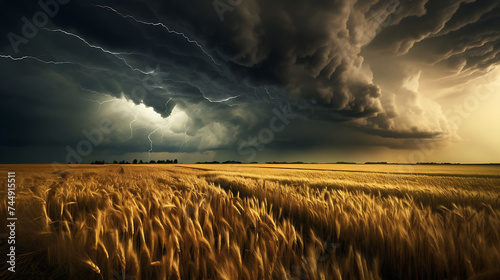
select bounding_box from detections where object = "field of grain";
[1,164,499,280]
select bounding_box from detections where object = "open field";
[1,164,499,279]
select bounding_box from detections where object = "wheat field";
[1,164,499,280]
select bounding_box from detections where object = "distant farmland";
[1,164,499,279]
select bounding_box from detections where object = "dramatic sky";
[1,0,499,163]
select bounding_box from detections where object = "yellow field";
[1,164,499,280]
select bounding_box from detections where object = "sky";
[1,0,499,164]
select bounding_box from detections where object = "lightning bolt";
[93,4,221,67]
[147,111,184,158]
[79,97,117,113]
[1,54,80,66]
[128,108,141,140]
[164,98,173,113]
[264,88,276,100]
[202,94,240,103]
[3,45,199,159]
[0,54,69,64]
[253,86,277,103]
[153,75,240,105]
[147,126,163,157]
[80,87,110,97]
[43,28,155,75]
[0,54,111,72]
[79,87,145,143]
[44,28,131,55]
[78,87,119,112]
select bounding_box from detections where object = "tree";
[133,159,138,164]
[174,159,178,164]
[113,160,118,164]
[139,160,144,164]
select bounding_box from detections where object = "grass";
[0,164,499,279]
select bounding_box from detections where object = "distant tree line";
[91,159,178,164]
[265,161,304,164]
[195,160,242,164]
[416,162,454,165]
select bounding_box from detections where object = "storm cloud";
[1,0,499,163]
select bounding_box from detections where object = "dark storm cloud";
[1,0,500,162]
[367,0,500,73]
[124,0,500,134]
[410,9,500,72]
[368,0,465,54]
[148,0,385,115]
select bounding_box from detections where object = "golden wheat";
[0,164,499,279]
